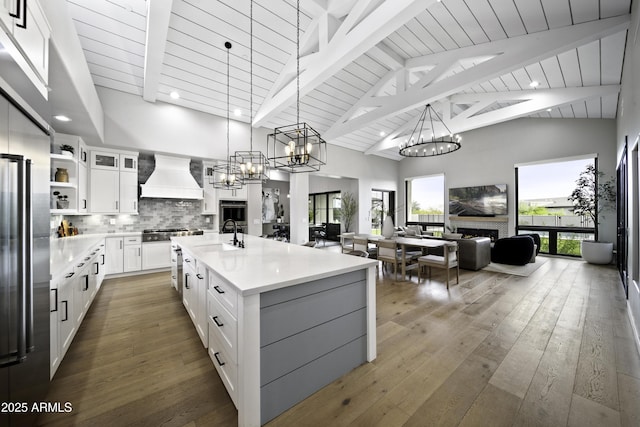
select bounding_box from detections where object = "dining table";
[356,235,448,281]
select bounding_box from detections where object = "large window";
[309,191,341,225]
[371,189,394,235]
[406,175,445,235]
[516,157,596,256]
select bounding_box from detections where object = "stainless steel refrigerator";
[0,88,51,426]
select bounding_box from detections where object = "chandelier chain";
[226,44,230,174]
[296,0,300,125]
[249,0,253,150]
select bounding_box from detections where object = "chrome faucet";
[222,219,239,246]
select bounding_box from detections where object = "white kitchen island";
[172,233,377,427]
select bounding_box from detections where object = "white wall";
[96,86,399,237]
[617,0,640,353]
[398,117,617,241]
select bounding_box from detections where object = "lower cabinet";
[50,239,106,378]
[141,241,171,270]
[123,236,142,273]
[207,269,239,406]
[105,237,124,274]
[182,250,208,348]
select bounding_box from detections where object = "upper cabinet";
[0,0,51,99]
[89,148,138,214]
[202,162,218,214]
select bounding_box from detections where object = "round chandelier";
[399,103,462,157]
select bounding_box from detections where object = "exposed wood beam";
[253,0,436,127]
[328,15,630,140]
[365,85,620,154]
[143,0,173,102]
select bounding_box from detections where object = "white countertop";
[49,231,141,282]
[172,234,376,296]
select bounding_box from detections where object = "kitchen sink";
[199,243,240,253]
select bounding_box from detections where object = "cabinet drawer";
[207,290,237,362]
[123,236,141,245]
[208,331,238,407]
[208,270,238,316]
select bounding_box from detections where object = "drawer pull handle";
[196,273,204,280]
[214,352,225,366]
[65,272,74,279]
[184,273,190,289]
[212,316,224,327]
[50,288,58,313]
[184,259,191,263]
[214,285,225,294]
[83,275,89,291]
[61,301,68,322]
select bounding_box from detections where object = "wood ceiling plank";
[427,3,474,48]
[487,0,527,37]
[403,18,443,55]
[539,56,565,88]
[524,63,549,88]
[600,31,627,84]
[463,0,507,41]
[557,49,582,87]
[83,50,143,76]
[600,93,619,118]
[73,19,145,56]
[514,0,548,34]
[571,101,588,118]
[558,104,575,118]
[439,0,490,45]
[91,74,143,95]
[570,0,599,24]
[539,0,572,29]
[577,40,601,86]
[77,35,145,68]
[600,0,631,19]
[395,25,432,57]
[417,11,460,50]
[68,0,147,32]
[584,97,602,118]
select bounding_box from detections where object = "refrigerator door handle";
[25,159,34,354]
[0,155,27,367]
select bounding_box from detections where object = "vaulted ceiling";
[66,0,631,160]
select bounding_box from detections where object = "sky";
[409,157,594,211]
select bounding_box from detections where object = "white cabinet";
[218,185,248,201]
[105,237,124,275]
[142,241,171,270]
[119,171,138,213]
[78,162,88,213]
[50,239,106,378]
[0,0,50,98]
[90,168,119,213]
[123,236,141,273]
[207,269,239,405]
[202,162,218,214]
[182,249,208,347]
[89,149,138,214]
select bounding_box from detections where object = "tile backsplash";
[52,154,216,236]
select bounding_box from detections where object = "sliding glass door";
[371,189,394,235]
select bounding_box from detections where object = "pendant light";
[267,0,327,173]
[232,0,269,183]
[212,41,244,190]
[398,104,462,157]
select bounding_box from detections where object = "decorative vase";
[55,168,69,183]
[382,215,394,239]
[581,240,613,264]
[56,199,69,209]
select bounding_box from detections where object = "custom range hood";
[140,154,203,199]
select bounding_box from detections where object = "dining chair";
[377,239,402,280]
[346,250,369,257]
[354,236,378,273]
[417,242,459,289]
[341,232,355,253]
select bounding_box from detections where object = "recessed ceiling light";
[54,115,71,122]
[234,109,242,117]
[546,108,552,112]
[529,81,539,88]
[379,131,385,137]
[169,91,180,99]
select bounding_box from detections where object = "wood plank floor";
[37,256,640,427]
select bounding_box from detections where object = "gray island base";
[171,234,377,426]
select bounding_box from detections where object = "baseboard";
[628,300,640,360]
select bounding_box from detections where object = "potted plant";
[60,144,75,157]
[568,164,616,264]
[339,192,357,232]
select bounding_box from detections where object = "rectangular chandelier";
[267,122,327,173]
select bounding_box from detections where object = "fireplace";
[457,227,499,242]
